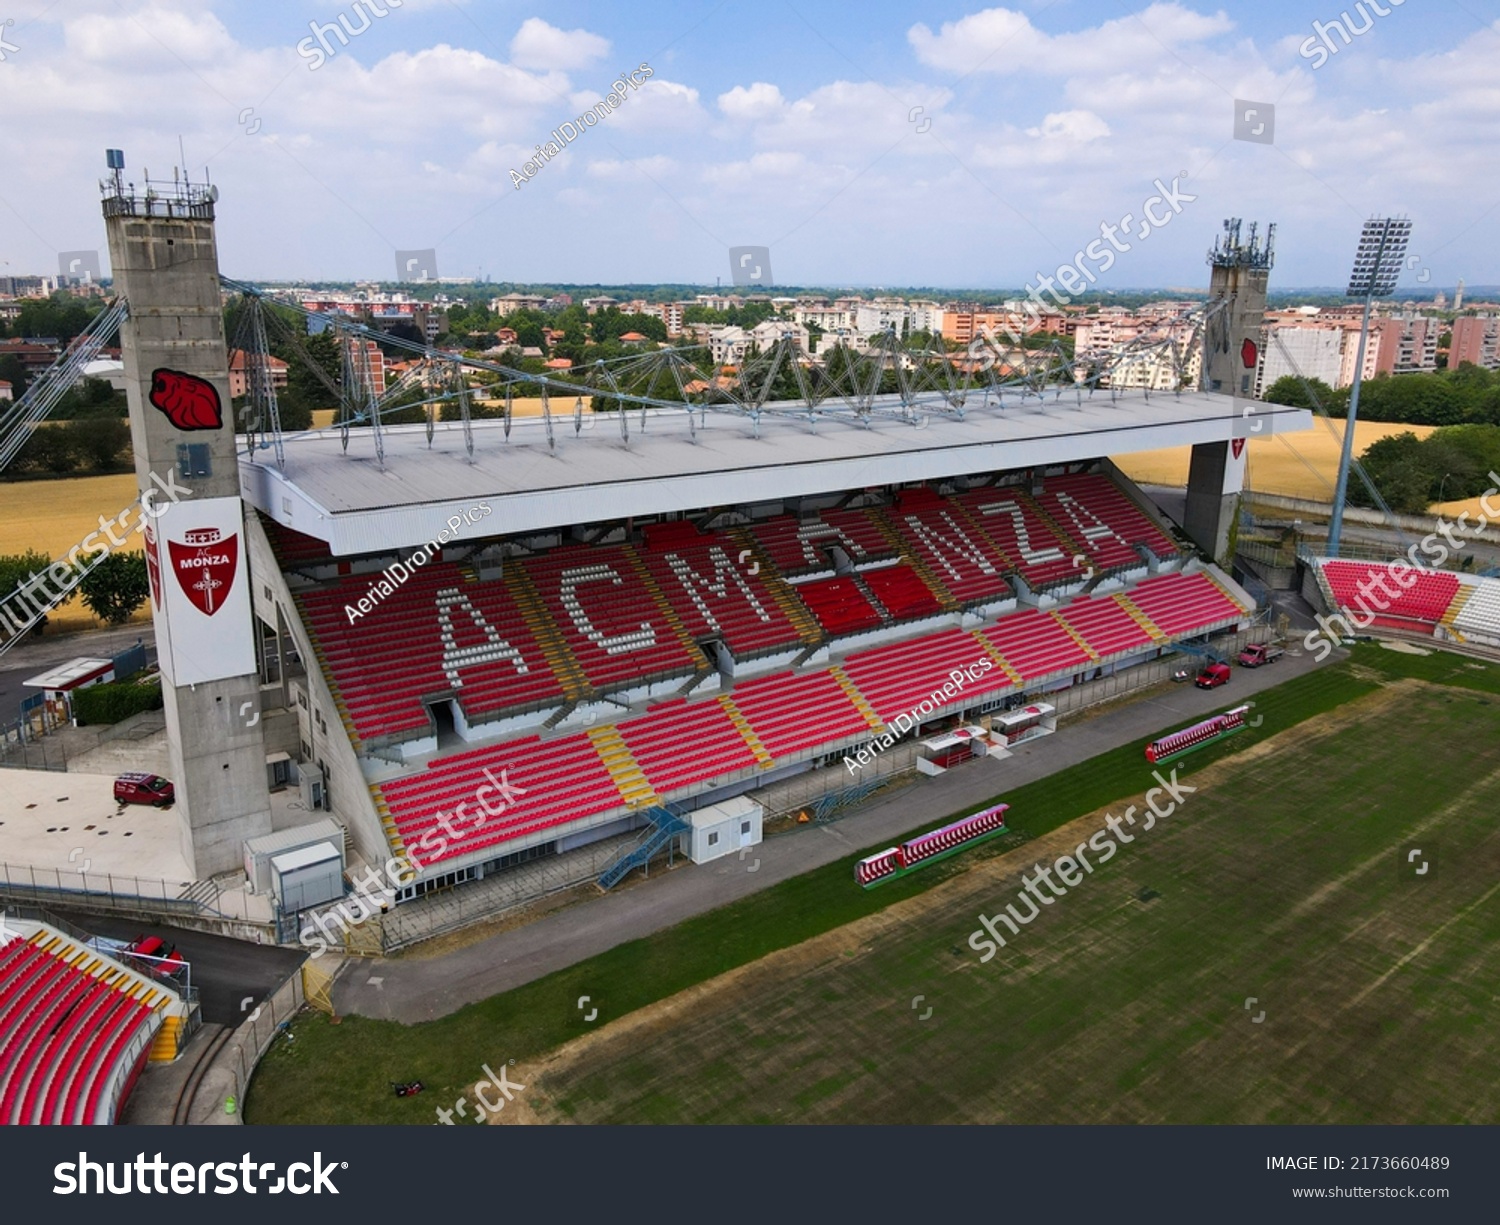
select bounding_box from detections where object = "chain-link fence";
[0,707,167,772]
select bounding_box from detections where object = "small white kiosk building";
[682,795,763,865]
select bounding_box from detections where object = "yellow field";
[1114,419,1490,521]
[0,473,147,631]
[2,416,1480,637]
[308,398,586,431]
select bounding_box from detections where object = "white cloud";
[718,82,785,121]
[508,17,609,71]
[0,1,1491,286]
[1025,110,1112,141]
[587,155,678,180]
[908,3,1233,77]
[598,79,709,133]
[62,4,238,65]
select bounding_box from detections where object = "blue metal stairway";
[597,805,690,891]
[1164,637,1225,665]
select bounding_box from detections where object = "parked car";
[1195,662,1232,689]
[114,772,175,807]
[1237,643,1284,668]
[124,934,165,964]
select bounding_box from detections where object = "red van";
[114,772,175,807]
[1194,662,1232,689]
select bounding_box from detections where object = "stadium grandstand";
[246,428,1277,902]
[0,915,194,1124]
[1311,558,1500,647]
[0,166,1310,968]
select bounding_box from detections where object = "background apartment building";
[1450,315,1500,370]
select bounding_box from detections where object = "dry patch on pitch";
[521,682,1500,1124]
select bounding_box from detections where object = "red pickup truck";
[1237,643,1284,668]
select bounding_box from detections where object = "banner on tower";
[145,495,255,686]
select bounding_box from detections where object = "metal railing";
[0,707,166,772]
[0,861,222,918]
[598,804,690,890]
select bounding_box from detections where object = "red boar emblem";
[149,368,223,431]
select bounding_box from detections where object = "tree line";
[1262,364,1500,428]
[0,551,149,628]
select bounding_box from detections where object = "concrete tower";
[101,152,272,876]
[1183,219,1275,563]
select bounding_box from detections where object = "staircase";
[1116,593,1169,643]
[972,629,1024,686]
[624,545,703,656]
[1441,585,1473,629]
[176,878,222,912]
[504,563,592,701]
[1025,492,1086,560]
[830,665,885,730]
[1164,637,1225,666]
[727,528,823,646]
[597,804,690,890]
[868,510,960,612]
[1049,609,1101,662]
[588,724,657,808]
[720,694,774,765]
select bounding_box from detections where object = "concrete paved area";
[0,768,192,881]
[333,645,1331,1023]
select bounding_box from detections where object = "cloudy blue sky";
[1,1,1495,290]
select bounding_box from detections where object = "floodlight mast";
[1328,218,1412,557]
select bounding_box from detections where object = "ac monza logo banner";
[148,367,224,431]
[144,521,163,609]
[167,527,239,616]
[1232,438,1246,459]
